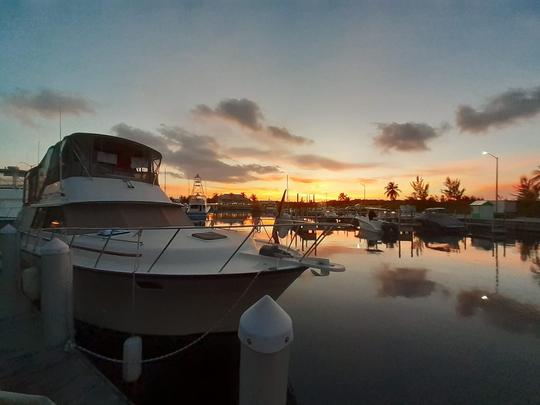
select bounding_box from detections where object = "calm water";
[83,214,540,404]
[277,227,540,405]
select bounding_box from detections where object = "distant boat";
[416,208,466,233]
[354,207,398,235]
[0,166,26,227]
[186,174,210,221]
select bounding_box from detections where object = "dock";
[0,244,131,404]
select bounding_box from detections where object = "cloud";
[227,146,378,171]
[373,122,442,152]
[193,98,313,145]
[2,88,95,126]
[266,126,313,145]
[111,123,280,183]
[456,86,540,133]
[226,147,275,159]
[289,154,378,170]
[112,123,167,151]
[193,98,263,130]
[290,176,317,184]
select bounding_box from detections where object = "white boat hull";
[72,264,306,336]
[21,245,306,336]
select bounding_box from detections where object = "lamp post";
[360,183,366,202]
[482,151,499,232]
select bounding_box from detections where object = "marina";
[2,2,540,403]
[2,207,539,403]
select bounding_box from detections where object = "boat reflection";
[419,233,461,253]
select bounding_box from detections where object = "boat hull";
[72,264,306,336]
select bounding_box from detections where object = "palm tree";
[384,182,401,201]
[513,176,540,201]
[409,176,429,200]
[531,165,540,185]
[441,177,465,201]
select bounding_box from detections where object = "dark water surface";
[79,216,540,404]
[279,229,540,404]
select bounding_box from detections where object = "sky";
[1,1,539,200]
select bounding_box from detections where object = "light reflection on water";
[216,214,540,404]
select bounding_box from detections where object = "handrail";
[37,219,345,233]
[146,228,181,273]
[217,225,257,274]
[94,232,113,268]
[21,218,348,273]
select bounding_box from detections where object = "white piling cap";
[0,224,17,234]
[238,295,293,354]
[40,237,70,255]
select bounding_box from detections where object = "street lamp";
[482,151,499,230]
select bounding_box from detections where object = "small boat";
[354,208,398,235]
[186,174,210,221]
[16,133,344,336]
[415,208,466,234]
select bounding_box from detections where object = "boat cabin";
[20,133,192,230]
[24,133,161,205]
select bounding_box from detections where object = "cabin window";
[31,207,65,229]
[36,147,54,196]
[96,151,118,165]
[32,203,192,229]
[90,137,159,184]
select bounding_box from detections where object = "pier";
[0,226,131,404]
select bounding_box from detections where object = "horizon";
[1,2,539,200]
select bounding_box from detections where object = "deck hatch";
[191,231,227,240]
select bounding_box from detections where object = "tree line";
[381,176,472,202]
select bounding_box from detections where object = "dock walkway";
[0,260,131,404]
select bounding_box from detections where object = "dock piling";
[40,238,73,346]
[0,224,31,317]
[238,295,293,405]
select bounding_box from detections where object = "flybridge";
[24,133,162,205]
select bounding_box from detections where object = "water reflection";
[517,237,540,262]
[456,289,540,339]
[420,234,461,253]
[375,264,449,298]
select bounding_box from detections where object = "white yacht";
[186,174,210,221]
[16,133,343,336]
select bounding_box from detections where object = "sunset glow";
[1,2,539,200]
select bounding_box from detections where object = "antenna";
[286,174,289,202]
[37,141,40,165]
[59,107,62,141]
[164,166,167,193]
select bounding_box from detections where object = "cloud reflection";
[375,265,448,298]
[456,289,540,338]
